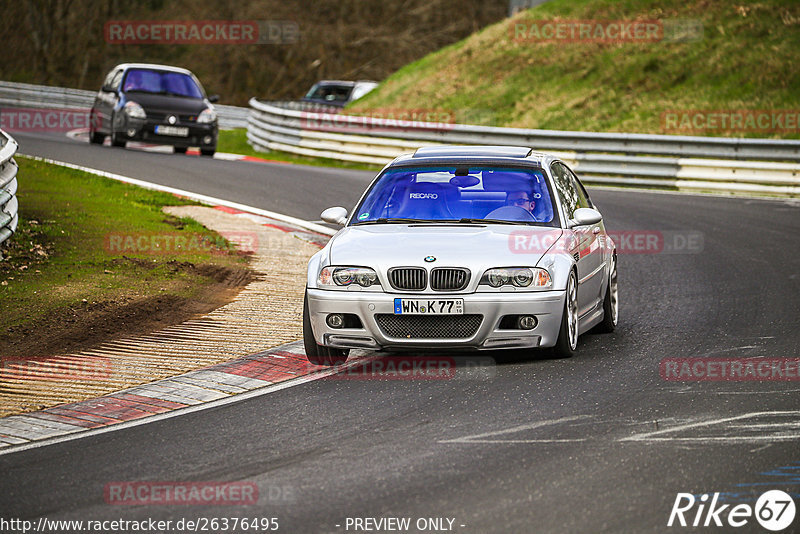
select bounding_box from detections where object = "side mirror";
[321,206,348,226]
[208,94,220,103]
[101,85,116,93]
[569,207,602,227]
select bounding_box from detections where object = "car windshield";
[122,69,204,98]
[305,83,353,102]
[352,166,558,226]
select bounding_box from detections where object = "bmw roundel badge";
[424,256,436,263]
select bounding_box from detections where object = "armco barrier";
[0,129,19,248]
[0,81,248,130]
[247,99,800,197]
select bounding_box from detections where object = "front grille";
[430,268,470,291]
[156,113,197,123]
[375,314,483,339]
[389,267,427,291]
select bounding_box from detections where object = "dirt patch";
[0,261,254,358]
[0,205,323,418]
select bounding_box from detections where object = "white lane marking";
[727,422,800,429]
[701,345,760,355]
[16,154,336,236]
[662,387,800,395]
[0,354,374,457]
[620,410,800,443]
[630,436,800,443]
[438,415,590,444]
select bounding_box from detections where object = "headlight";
[197,108,217,123]
[480,267,551,289]
[123,101,146,119]
[319,266,380,288]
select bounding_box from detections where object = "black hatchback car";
[90,63,218,156]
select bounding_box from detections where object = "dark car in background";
[301,80,378,107]
[89,63,219,156]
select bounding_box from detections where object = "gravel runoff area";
[0,206,323,417]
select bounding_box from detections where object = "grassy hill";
[350,0,800,137]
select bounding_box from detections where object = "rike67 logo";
[668,491,796,531]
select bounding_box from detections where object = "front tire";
[553,270,578,358]
[174,146,188,154]
[200,148,215,157]
[303,291,349,366]
[110,124,126,147]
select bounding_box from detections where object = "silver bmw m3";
[303,146,618,365]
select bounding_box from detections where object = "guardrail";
[0,129,19,248]
[0,81,248,129]
[248,99,800,197]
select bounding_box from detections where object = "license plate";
[393,298,463,315]
[155,125,189,137]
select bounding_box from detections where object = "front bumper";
[122,117,217,148]
[306,288,565,351]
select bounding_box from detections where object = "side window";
[550,162,579,218]
[110,70,124,91]
[564,166,591,209]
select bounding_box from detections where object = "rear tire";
[552,270,578,358]
[89,130,105,144]
[89,110,104,144]
[174,146,187,154]
[303,291,349,366]
[594,254,618,333]
[89,120,105,144]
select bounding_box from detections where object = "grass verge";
[0,158,252,357]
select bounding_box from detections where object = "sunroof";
[412,146,533,158]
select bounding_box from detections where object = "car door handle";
[592,227,601,235]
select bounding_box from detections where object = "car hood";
[328,224,563,271]
[123,92,208,115]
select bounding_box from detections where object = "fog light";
[203,135,213,145]
[518,315,537,330]
[127,128,136,137]
[326,314,345,328]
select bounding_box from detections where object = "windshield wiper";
[456,218,530,225]
[353,218,439,225]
